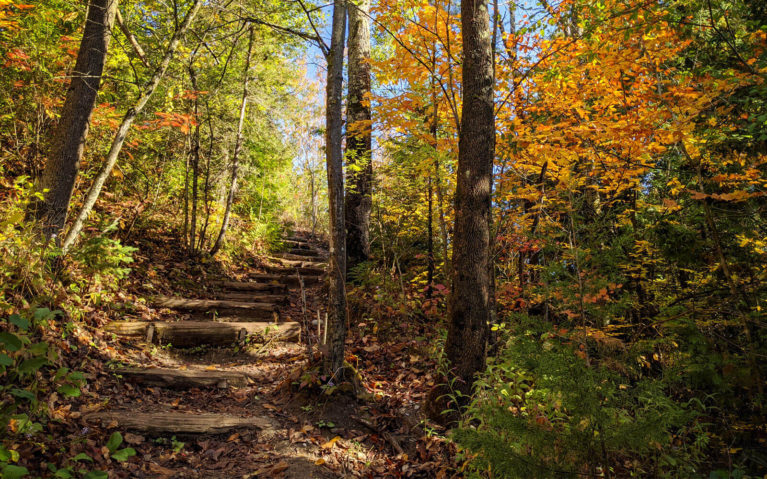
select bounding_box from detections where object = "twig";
[352,416,404,455]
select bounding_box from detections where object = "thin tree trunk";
[189,67,201,254]
[183,132,190,246]
[211,26,254,255]
[323,0,348,379]
[430,67,450,279]
[36,0,118,240]
[443,0,495,406]
[61,0,203,252]
[427,174,434,297]
[344,0,372,268]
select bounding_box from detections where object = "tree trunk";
[344,0,372,268]
[211,26,254,256]
[323,0,348,379]
[60,0,203,252]
[36,0,118,240]
[443,0,495,405]
[189,66,201,253]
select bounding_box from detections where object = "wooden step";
[115,367,251,388]
[249,273,321,286]
[275,252,325,262]
[264,265,325,277]
[211,281,287,293]
[288,248,322,257]
[85,411,273,435]
[154,296,278,320]
[266,255,326,269]
[214,292,288,304]
[105,320,300,347]
[283,240,311,250]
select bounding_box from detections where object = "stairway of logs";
[88,233,327,437]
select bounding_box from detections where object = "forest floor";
[48,229,455,478]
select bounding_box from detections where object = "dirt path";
[85,233,347,478]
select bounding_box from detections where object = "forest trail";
[85,233,342,478]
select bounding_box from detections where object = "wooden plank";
[274,252,325,262]
[115,367,250,388]
[104,320,149,337]
[85,411,273,435]
[266,256,326,269]
[249,273,321,286]
[153,296,277,320]
[211,281,287,293]
[263,265,325,277]
[288,248,322,257]
[152,321,300,346]
[105,321,300,347]
[214,292,288,304]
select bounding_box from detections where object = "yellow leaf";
[321,436,341,450]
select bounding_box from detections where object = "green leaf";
[0,353,13,366]
[105,432,123,452]
[18,357,47,374]
[110,447,136,462]
[9,388,35,401]
[53,468,73,478]
[8,314,29,331]
[82,471,108,479]
[0,332,22,351]
[28,342,48,355]
[57,384,81,397]
[33,308,60,322]
[70,452,92,463]
[1,464,30,479]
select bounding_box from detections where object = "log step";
[154,296,278,320]
[264,265,325,277]
[249,273,321,286]
[105,320,300,347]
[275,252,325,262]
[214,292,288,304]
[211,281,287,293]
[288,248,322,257]
[85,411,273,435]
[115,367,251,388]
[266,256,326,269]
[283,240,311,250]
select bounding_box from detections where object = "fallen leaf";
[124,433,144,445]
[321,436,341,450]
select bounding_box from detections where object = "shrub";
[453,315,708,478]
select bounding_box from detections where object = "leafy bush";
[0,308,86,476]
[453,316,708,478]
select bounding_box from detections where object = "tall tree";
[61,0,203,252]
[344,0,372,268]
[444,0,495,404]
[35,0,118,240]
[324,0,348,377]
[211,24,254,256]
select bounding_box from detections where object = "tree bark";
[443,0,495,405]
[344,0,372,269]
[211,26,254,256]
[36,0,118,240]
[323,0,348,379]
[61,0,203,252]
